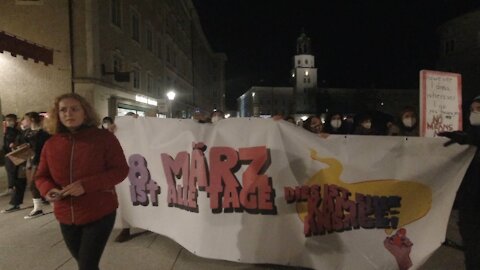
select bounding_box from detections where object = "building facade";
[0,0,71,115]
[437,9,480,104]
[237,86,293,117]
[0,0,226,119]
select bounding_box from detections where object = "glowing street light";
[167,90,176,101]
[166,90,176,118]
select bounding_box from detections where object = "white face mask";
[402,117,416,128]
[211,116,221,123]
[330,119,342,129]
[470,111,480,126]
[102,123,110,129]
[361,121,372,129]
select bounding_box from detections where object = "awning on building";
[0,31,53,65]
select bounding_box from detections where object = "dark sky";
[192,0,480,109]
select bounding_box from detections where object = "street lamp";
[166,90,176,118]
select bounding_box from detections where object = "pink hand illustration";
[384,228,413,270]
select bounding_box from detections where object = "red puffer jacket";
[36,126,129,225]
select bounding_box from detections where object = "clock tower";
[291,31,318,114]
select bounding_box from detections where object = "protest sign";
[420,70,462,137]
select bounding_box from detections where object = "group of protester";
[1,93,479,270]
[2,112,50,219]
[292,106,419,137]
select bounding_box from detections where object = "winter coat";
[456,126,480,210]
[3,126,20,154]
[36,126,129,225]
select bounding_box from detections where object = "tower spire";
[296,29,311,55]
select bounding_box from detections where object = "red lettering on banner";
[239,146,274,212]
[161,151,198,211]
[209,146,241,211]
[285,184,401,237]
[160,143,277,214]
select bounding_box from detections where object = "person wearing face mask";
[101,116,117,133]
[398,107,419,136]
[439,95,480,270]
[324,113,346,134]
[387,107,419,136]
[353,114,376,135]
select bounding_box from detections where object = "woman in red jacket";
[36,93,129,270]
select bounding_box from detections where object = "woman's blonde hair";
[44,93,100,134]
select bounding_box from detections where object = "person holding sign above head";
[35,93,129,270]
[438,95,480,270]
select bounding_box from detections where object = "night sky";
[192,0,480,109]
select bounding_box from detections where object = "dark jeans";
[9,176,26,206]
[60,211,116,270]
[459,208,480,270]
[4,158,16,189]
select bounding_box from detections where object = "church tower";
[291,31,317,114]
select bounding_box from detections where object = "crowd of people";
[278,106,419,137]
[2,112,50,218]
[1,94,479,270]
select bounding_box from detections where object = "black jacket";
[456,126,480,209]
[2,127,20,154]
[23,128,51,166]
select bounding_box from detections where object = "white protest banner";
[420,70,462,137]
[115,117,475,270]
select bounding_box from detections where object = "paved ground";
[0,166,466,270]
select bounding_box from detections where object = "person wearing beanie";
[439,95,480,270]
